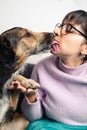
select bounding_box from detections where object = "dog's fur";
[0,27,53,130]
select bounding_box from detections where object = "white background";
[0,0,87,63]
[0,0,87,33]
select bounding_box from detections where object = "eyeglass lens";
[55,23,72,34]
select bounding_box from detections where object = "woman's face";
[51,23,87,59]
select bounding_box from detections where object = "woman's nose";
[54,28,61,37]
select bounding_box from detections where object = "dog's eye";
[24,33,32,37]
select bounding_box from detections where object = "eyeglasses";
[54,23,87,39]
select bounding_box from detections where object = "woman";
[10,10,87,130]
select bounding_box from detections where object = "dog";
[0,27,54,130]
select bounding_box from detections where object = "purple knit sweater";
[21,55,87,125]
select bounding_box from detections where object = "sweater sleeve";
[21,65,44,121]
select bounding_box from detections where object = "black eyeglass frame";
[55,23,87,39]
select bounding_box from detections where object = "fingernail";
[14,83,18,87]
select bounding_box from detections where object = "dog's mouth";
[37,43,51,53]
[31,43,50,55]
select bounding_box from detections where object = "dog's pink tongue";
[51,41,60,53]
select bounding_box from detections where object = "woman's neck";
[61,56,84,67]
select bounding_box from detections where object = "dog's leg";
[4,74,39,122]
[5,74,40,122]
[9,91,20,111]
[5,91,20,122]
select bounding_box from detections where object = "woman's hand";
[8,80,39,103]
[8,81,27,93]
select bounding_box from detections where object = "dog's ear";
[0,27,22,49]
[0,36,11,49]
[0,32,17,49]
[0,36,15,64]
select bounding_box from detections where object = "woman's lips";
[51,41,60,53]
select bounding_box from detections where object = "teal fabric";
[26,118,87,130]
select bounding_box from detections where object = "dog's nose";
[45,33,54,46]
[50,33,54,38]
[49,33,54,43]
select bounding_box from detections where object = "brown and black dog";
[0,27,53,130]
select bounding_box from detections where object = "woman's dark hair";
[62,10,87,41]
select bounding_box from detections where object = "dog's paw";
[22,79,40,90]
[15,74,40,90]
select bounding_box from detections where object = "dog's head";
[0,27,54,70]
